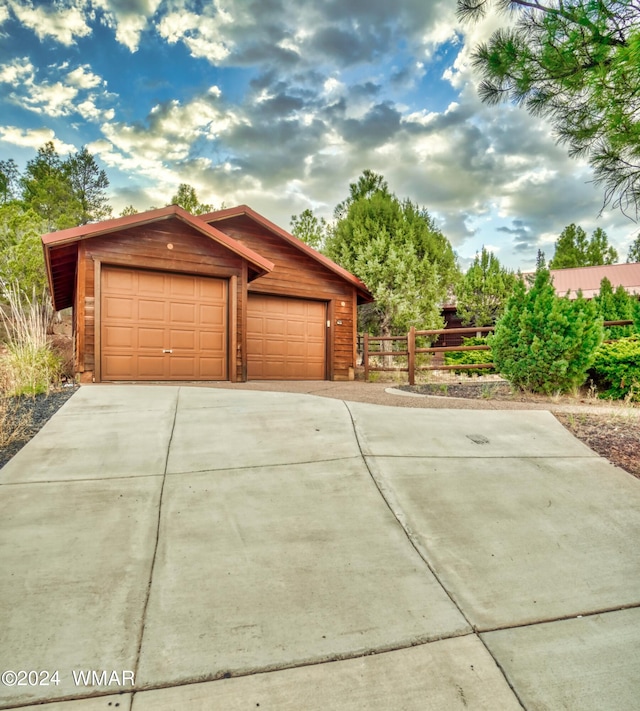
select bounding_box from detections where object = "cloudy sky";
[0,0,636,270]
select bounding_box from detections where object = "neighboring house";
[42,204,372,383]
[546,263,640,299]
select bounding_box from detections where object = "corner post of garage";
[94,258,102,383]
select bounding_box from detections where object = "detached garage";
[43,204,371,383]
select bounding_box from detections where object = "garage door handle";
[163,349,173,353]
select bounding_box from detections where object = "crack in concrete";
[131,387,180,690]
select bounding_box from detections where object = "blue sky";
[0,0,637,270]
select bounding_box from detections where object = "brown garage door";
[247,294,326,380]
[101,266,227,381]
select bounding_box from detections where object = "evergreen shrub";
[589,337,640,401]
[491,265,603,394]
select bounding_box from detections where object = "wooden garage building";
[43,204,371,383]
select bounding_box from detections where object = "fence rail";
[361,320,634,384]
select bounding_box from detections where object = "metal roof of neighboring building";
[547,263,640,299]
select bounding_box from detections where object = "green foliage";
[459,0,640,217]
[0,204,48,297]
[120,205,139,216]
[169,183,212,215]
[290,209,328,250]
[589,336,640,401]
[0,159,20,204]
[628,233,640,263]
[455,247,516,326]
[549,223,618,268]
[444,336,494,376]
[325,173,459,335]
[491,262,603,393]
[67,146,112,224]
[594,277,636,338]
[16,141,111,231]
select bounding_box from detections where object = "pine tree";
[455,247,516,326]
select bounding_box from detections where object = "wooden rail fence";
[361,320,634,385]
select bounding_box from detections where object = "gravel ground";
[0,386,78,469]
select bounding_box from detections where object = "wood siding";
[77,218,246,381]
[213,215,357,379]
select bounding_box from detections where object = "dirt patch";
[555,412,640,479]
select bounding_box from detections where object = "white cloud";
[0,125,76,153]
[0,58,115,122]
[8,0,91,45]
[0,57,35,84]
[0,4,9,26]
[66,64,104,89]
[92,0,163,52]
[156,10,232,62]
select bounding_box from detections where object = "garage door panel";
[265,318,286,336]
[138,328,165,350]
[137,356,167,378]
[200,303,226,322]
[104,296,133,319]
[138,272,165,295]
[103,325,134,349]
[102,354,134,378]
[199,280,225,300]
[170,302,196,324]
[104,269,135,292]
[200,331,225,351]
[138,299,167,322]
[101,267,228,381]
[170,329,196,350]
[198,357,226,379]
[247,294,326,380]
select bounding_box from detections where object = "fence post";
[363,332,369,382]
[408,326,416,385]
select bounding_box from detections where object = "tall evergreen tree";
[455,246,517,326]
[20,142,80,230]
[0,159,20,205]
[627,233,640,263]
[325,173,459,335]
[290,209,328,250]
[169,183,212,215]
[550,224,618,268]
[67,146,111,224]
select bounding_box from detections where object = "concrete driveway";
[1,385,639,710]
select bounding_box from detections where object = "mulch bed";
[555,413,640,479]
[0,386,79,469]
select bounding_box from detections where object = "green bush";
[444,337,494,376]
[491,264,603,394]
[589,336,640,401]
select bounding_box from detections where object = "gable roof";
[199,204,373,303]
[42,205,274,310]
[548,262,640,299]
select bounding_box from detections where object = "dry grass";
[0,396,32,448]
[0,283,61,396]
